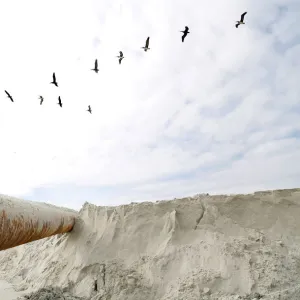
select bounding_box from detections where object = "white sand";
[0,188,300,299]
[0,280,24,299]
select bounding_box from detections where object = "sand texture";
[0,188,300,300]
[0,280,24,299]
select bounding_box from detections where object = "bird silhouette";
[91,59,99,73]
[39,96,44,105]
[87,105,92,114]
[236,12,247,28]
[180,26,190,42]
[51,72,58,87]
[58,96,62,107]
[4,90,14,102]
[141,37,150,51]
[116,51,124,64]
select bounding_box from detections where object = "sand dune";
[0,188,300,299]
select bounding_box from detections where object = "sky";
[0,0,299,210]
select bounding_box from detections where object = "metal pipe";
[0,194,77,251]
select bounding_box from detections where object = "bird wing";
[95,59,98,68]
[145,37,149,47]
[120,51,123,57]
[5,90,10,97]
[53,72,56,81]
[241,12,247,22]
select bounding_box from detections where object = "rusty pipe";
[0,194,77,251]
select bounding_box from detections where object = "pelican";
[4,90,14,102]
[236,12,247,28]
[91,59,99,73]
[39,95,44,105]
[58,96,62,107]
[87,105,92,114]
[180,26,190,42]
[116,51,124,64]
[141,37,150,51]
[50,72,58,87]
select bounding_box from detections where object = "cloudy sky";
[0,0,299,210]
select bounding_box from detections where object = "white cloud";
[0,0,299,208]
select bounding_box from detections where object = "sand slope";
[0,280,24,299]
[1,188,300,299]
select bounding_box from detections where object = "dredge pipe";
[0,195,77,251]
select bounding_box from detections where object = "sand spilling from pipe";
[1,189,300,300]
[0,195,77,252]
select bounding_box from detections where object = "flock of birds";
[3,12,248,114]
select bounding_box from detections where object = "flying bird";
[236,12,247,28]
[116,51,124,64]
[51,72,58,87]
[180,26,190,42]
[91,59,99,73]
[39,96,44,105]
[4,90,14,102]
[57,96,62,107]
[141,37,150,51]
[87,105,92,114]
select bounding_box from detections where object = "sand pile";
[19,287,85,300]
[1,188,300,300]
